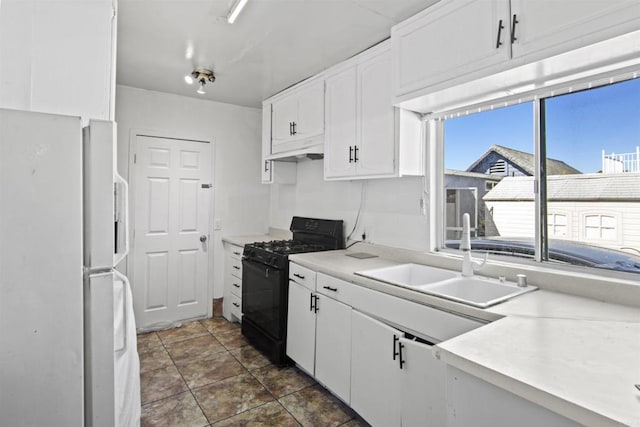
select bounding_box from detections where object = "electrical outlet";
[362,227,373,243]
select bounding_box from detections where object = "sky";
[445,78,640,174]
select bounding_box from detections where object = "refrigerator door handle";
[113,269,129,353]
[113,171,129,267]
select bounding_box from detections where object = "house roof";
[484,173,640,201]
[466,144,582,176]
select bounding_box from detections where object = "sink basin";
[355,263,458,288]
[356,263,537,308]
[420,276,537,308]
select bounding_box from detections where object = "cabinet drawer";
[226,256,243,279]
[229,274,242,297]
[229,293,242,318]
[316,273,354,305]
[229,244,243,260]
[289,262,317,292]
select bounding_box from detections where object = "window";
[584,214,617,241]
[440,78,640,275]
[548,213,568,238]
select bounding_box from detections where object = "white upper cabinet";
[324,41,423,181]
[261,104,273,183]
[0,0,116,122]
[357,50,397,177]
[272,96,298,145]
[392,0,640,110]
[324,65,358,178]
[261,101,296,185]
[392,0,511,100]
[510,0,640,60]
[271,78,325,154]
[295,81,325,140]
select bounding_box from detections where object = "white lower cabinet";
[447,367,580,427]
[223,243,243,322]
[287,264,352,403]
[286,280,316,374]
[351,310,446,427]
[350,310,402,427]
[314,295,351,403]
[286,264,479,426]
[400,336,446,427]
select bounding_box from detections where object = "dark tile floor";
[138,317,369,426]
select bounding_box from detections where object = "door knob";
[200,235,207,242]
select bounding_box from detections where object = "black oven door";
[241,259,287,339]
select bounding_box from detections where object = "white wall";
[270,160,429,251]
[115,85,269,299]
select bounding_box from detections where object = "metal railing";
[602,147,640,173]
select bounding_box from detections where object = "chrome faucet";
[460,213,487,277]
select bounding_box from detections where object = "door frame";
[126,127,216,321]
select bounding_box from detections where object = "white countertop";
[289,247,640,427]
[222,228,291,247]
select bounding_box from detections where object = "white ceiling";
[116,0,436,108]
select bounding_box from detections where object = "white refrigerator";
[0,108,141,426]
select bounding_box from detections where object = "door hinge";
[133,154,137,164]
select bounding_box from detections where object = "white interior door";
[132,135,212,328]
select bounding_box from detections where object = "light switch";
[214,218,222,230]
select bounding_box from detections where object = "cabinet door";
[357,49,396,178]
[286,281,316,375]
[351,311,401,427]
[315,295,351,404]
[261,104,273,183]
[400,338,446,427]
[510,0,640,60]
[392,0,511,98]
[295,79,324,139]
[272,95,297,144]
[324,66,358,179]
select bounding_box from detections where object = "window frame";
[428,70,640,278]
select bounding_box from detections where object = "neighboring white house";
[483,173,640,253]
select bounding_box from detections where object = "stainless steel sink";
[355,263,458,288]
[419,276,537,308]
[356,263,537,308]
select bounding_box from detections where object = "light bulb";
[184,75,194,85]
[197,82,206,95]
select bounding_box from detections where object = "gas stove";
[241,217,344,365]
[243,239,332,268]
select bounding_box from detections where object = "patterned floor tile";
[212,401,299,426]
[139,346,173,374]
[137,332,163,352]
[176,350,246,389]
[251,364,315,398]
[200,317,239,334]
[193,373,274,423]
[141,391,208,427]
[140,364,188,404]
[156,321,210,345]
[279,384,356,427]
[165,334,226,363]
[229,345,272,371]
[214,328,249,350]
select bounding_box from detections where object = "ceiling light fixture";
[227,0,248,24]
[190,68,215,95]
